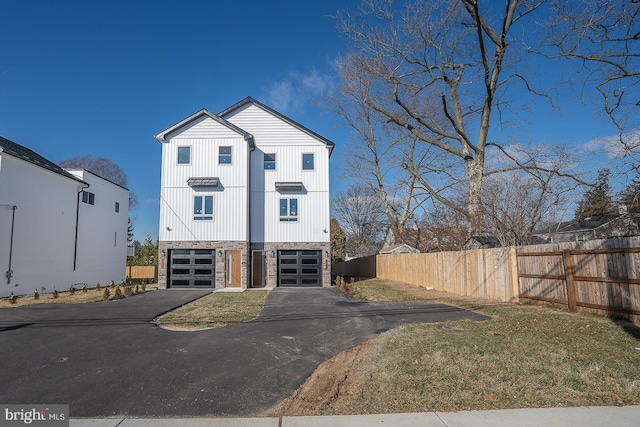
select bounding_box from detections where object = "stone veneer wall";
[158,240,249,290]
[159,240,331,289]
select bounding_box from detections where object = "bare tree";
[481,144,587,246]
[334,0,550,237]
[59,155,128,186]
[332,183,388,257]
[546,0,640,155]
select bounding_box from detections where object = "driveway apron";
[0,288,488,417]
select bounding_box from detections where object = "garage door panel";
[169,249,216,288]
[278,250,322,287]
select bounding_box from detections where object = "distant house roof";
[0,136,85,184]
[379,243,420,254]
[218,97,336,156]
[462,235,501,250]
[154,108,255,150]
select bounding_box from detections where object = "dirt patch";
[268,338,379,416]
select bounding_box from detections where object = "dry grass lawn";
[155,290,268,330]
[271,279,640,416]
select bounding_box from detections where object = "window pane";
[219,146,231,154]
[194,196,202,214]
[289,199,298,216]
[82,191,88,203]
[115,202,120,213]
[302,153,314,170]
[280,199,288,217]
[88,192,95,205]
[178,146,190,164]
[204,196,213,215]
[194,249,213,255]
[264,153,276,170]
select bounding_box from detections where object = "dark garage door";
[278,250,322,287]
[168,249,215,288]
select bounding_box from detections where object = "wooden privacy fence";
[517,237,640,319]
[126,265,157,281]
[334,237,640,321]
[335,247,519,302]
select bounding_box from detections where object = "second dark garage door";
[277,250,322,287]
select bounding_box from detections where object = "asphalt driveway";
[0,288,488,417]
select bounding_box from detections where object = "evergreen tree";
[330,218,346,262]
[132,235,158,266]
[575,169,616,221]
[620,171,640,213]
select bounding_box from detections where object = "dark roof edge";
[218,96,335,156]
[154,108,255,150]
[0,136,86,185]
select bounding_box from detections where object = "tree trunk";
[467,155,485,237]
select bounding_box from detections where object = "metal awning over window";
[275,182,304,192]
[187,177,220,187]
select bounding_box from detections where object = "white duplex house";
[155,97,334,289]
[0,136,129,298]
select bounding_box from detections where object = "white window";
[177,146,191,164]
[280,198,298,222]
[82,190,95,205]
[194,195,213,220]
[264,153,276,170]
[219,146,232,164]
[302,153,314,170]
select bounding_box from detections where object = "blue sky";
[0,0,629,241]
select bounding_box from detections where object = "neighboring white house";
[155,97,334,289]
[0,136,129,298]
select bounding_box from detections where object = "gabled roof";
[154,108,255,150]
[0,136,85,183]
[218,97,335,156]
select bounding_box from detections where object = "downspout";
[246,134,253,288]
[74,183,90,271]
[4,204,17,284]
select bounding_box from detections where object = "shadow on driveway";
[0,287,487,417]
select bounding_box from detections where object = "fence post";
[509,247,519,303]
[562,250,578,312]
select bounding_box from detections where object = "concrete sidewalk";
[70,405,640,426]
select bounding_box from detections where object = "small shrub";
[96,282,101,291]
[33,289,40,300]
[69,285,75,295]
[134,285,140,294]
[52,288,59,299]
[109,280,115,289]
[8,293,17,304]
[141,282,146,292]
[82,283,88,293]
[103,288,110,301]
[114,286,122,300]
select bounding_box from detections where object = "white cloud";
[263,67,335,114]
[582,129,640,159]
[144,198,160,205]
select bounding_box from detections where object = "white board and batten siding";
[159,115,250,242]
[229,104,330,244]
